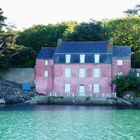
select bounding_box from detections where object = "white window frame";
[64,84,71,93]
[45,60,48,65]
[65,68,71,78]
[65,54,71,63]
[80,54,85,63]
[79,84,85,93]
[93,68,100,78]
[93,84,100,93]
[117,60,123,65]
[117,72,122,76]
[79,68,86,78]
[94,54,100,63]
[44,71,48,77]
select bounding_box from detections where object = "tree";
[112,71,140,97]
[68,20,107,41]
[124,4,140,17]
[0,8,6,30]
[104,17,140,52]
[16,21,79,52]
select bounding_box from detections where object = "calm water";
[0,105,139,140]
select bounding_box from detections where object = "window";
[65,68,71,78]
[64,84,71,92]
[93,84,100,93]
[45,60,48,65]
[117,60,123,65]
[94,54,100,63]
[79,84,85,93]
[117,72,122,76]
[44,71,48,77]
[137,73,140,77]
[79,68,86,78]
[65,54,71,63]
[80,54,85,63]
[93,68,100,78]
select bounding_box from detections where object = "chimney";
[108,38,113,52]
[57,39,63,47]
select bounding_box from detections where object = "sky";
[1,0,140,30]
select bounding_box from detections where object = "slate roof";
[55,41,109,53]
[36,42,131,63]
[113,46,131,58]
[54,53,112,64]
[37,47,55,59]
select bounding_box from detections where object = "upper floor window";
[117,60,123,65]
[80,54,85,63]
[79,68,86,78]
[94,54,100,63]
[44,71,48,77]
[65,54,71,63]
[93,68,100,78]
[45,60,48,65]
[65,68,71,78]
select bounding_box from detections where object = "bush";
[112,71,140,97]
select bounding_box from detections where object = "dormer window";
[65,54,71,63]
[94,54,100,63]
[80,54,85,63]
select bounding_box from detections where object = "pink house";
[35,40,131,97]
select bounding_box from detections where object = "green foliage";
[16,22,78,52]
[123,4,140,17]
[104,17,140,52]
[112,71,140,97]
[0,55,11,68]
[11,47,37,68]
[0,8,6,30]
[67,20,107,41]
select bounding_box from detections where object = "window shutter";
[65,68,71,78]
[79,68,86,78]
[80,54,85,63]
[94,54,100,63]
[65,54,71,63]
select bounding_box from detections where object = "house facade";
[35,40,131,97]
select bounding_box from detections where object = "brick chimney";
[57,39,63,47]
[108,38,113,52]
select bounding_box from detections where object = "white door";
[93,84,100,93]
[79,84,85,96]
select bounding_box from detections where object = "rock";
[26,95,49,105]
[0,77,32,104]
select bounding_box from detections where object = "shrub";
[112,71,140,97]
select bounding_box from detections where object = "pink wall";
[35,58,131,97]
[35,59,53,94]
[53,64,112,96]
[112,59,131,77]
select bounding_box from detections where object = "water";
[0,105,139,140]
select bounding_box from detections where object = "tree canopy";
[1,6,140,68]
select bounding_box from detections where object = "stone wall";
[0,68,34,84]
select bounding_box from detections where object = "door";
[79,84,85,96]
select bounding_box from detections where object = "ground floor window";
[79,84,85,96]
[64,84,71,92]
[93,84,100,93]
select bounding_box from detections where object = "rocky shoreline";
[0,77,140,108]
